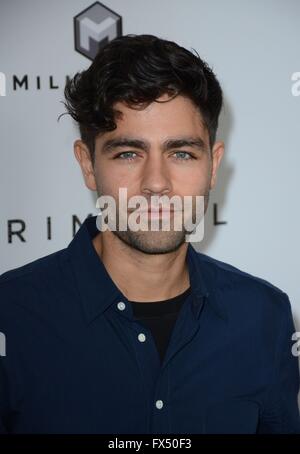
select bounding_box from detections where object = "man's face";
[75,94,224,254]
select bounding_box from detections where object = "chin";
[113,230,187,255]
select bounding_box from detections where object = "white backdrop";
[1,1,299,347]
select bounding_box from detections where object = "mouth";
[134,208,179,219]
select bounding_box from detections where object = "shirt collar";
[66,215,227,324]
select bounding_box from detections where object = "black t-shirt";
[129,286,191,364]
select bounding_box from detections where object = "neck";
[92,230,190,302]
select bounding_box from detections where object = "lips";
[137,209,175,214]
[135,208,179,219]
[147,209,174,213]
[127,207,180,216]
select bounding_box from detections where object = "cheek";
[173,166,211,195]
[93,168,135,202]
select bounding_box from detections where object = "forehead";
[109,94,208,142]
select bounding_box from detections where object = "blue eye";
[115,151,137,160]
[174,151,194,160]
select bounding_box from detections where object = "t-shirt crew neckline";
[129,286,191,317]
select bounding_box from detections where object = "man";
[0,34,299,434]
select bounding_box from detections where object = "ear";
[73,139,97,191]
[209,140,225,190]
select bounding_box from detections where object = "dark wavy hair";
[60,34,223,163]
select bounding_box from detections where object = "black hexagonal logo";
[74,1,122,61]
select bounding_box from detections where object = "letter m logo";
[74,1,122,61]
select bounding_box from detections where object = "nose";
[141,152,172,197]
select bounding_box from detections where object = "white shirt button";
[138,333,146,342]
[155,400,164,410]
[117,301,126,311]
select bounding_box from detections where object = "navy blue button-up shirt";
[0,215,299,434]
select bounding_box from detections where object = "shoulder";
[193,249,291,316]
[0,248,69,306]
[197,250,284,292]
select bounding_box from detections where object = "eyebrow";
[101,136,208,154]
